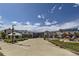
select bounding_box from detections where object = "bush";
[21,38,28,40]
[0,52,4,56]
[0,32,6,39]
[17,38,28,41]
[4,38,17,43]
[4,39,12,43]
[44,37,46,40]
[4,38,28,43]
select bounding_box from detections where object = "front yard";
[48,39,79,55]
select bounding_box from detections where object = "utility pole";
[12,25,14,44]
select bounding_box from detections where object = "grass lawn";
[49,39,79,55]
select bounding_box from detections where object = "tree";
[74,32,79,38]
[1,32,6,39]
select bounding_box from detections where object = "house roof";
[8,32,22,36]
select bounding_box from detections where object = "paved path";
[0,38,77,56]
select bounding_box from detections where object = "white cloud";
[74,3,79,5]
[41,14,45,19]
[37,15,41,19]
[73,4,78,7]
[50,5,56,13]
[58,6,62,10]
[26,21,30,25]
[50,4,63,13]
[0,16,4,25]
[73,3,79,7]
[34,25,59,32]
[58,4,63,10]
[12,21,18,24]
[35,19,79,32]
[12,21,22,26]
[15,25,32,31]
[0,24,12,31]
[0,21,3,24]
[60,20,79,29]
[45,19,57,25]
[0,16,2,20]
[37,14,45,19]
[45,22,51,25]
[45,19,51,25]
[34,23,40,26]
[52,21,57,24]
[34,26,51,32]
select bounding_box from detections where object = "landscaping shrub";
[0,52,4,56]
[17,38,28,41]
[22,38,28,40]
[4,38,28,43]
[0,32,6,39]
[4,38,17,43]
[44,37,46,40]
[4,39,12,43]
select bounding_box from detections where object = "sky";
[0,3,79,32]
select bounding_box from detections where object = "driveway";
[0,38,77,56]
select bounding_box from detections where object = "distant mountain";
[59,28,78,32]
[15,30,28,33]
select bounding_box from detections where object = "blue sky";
[0,3,79,32]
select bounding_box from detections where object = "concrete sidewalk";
[0,38,77,56]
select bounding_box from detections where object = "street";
[0,38,77,56]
